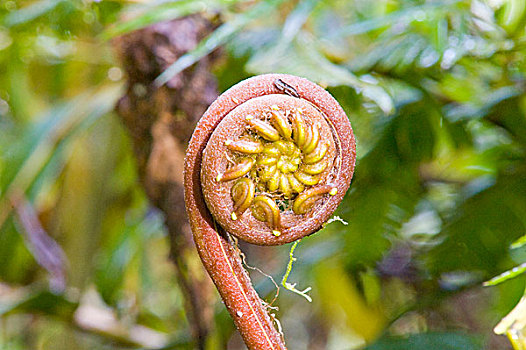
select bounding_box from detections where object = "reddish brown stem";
[184,74,356,349]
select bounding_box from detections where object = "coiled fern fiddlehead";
[184,74,356,349]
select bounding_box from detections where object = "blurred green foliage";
[1,0,526,349]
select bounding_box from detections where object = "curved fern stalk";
[184,74,356,349]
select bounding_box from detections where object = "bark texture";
[113,15,220,349]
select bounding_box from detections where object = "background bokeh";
[1,0,526,349]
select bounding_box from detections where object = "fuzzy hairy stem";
[184,74,356,349]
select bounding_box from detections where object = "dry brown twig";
[114,15,220,349]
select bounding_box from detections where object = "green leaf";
[4,0,64,27]
[484,263,526,286]
[366,332,483,350]
[101,0,211,40]
[445,86,522,122]
[0,219,36,284]
[154,0,285,87]
[0,289,78,320]
[95,209,164,305]
[349,34,427,73]
[334,102,438,265]
[281,0,319,43]
[428,167,526,276]
[246,34,360,86]
[512,234,526,249]
[322,0,459,40]
[0,84,123,228]
[246,34,394,113]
